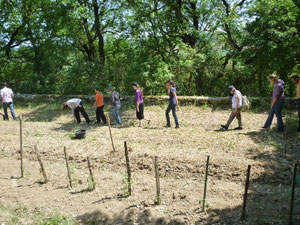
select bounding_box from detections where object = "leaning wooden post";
[63,146,72,189]
[241,165,251,221]
[124,141,132,196]
[34,145,48,183]
[154,156,161,205]
[19,114,24,178]
[106,114,115,152]
[202,155,210,211]
[87,156,96,191]
[288,163,298,225]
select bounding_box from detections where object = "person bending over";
[63,98,91,124]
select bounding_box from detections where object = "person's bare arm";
[271,97,277,109]
[94,96,97,107]
[136,100,140,112]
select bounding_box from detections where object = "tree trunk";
[92,0,105,81]
[195,68,204,95]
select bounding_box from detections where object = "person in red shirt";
[94,86,107,124]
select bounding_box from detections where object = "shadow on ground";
[77,209,185,225]
[196,112,300,224]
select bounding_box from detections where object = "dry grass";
[0,103,300,225]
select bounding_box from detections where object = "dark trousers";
[96,106,107,124]
[263,99,284,131]
[74,102,90,124]
[166,104,179,127]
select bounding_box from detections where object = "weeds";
[87,175,96,191]
[154,194,161,205]
[199,200,210,209]
[69,163,77,185]
[37,214,74,225]
[121,173,132,197]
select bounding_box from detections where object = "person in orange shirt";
[94,86,107,124]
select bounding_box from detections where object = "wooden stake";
[34,145,48,183]
[241,165,251,221]
[288,163,298,225]
[106,114,115,152]
[87,156,95,190]
[19,114,24,178]
[154,156,161,205]
[202,155,210,211]
[124,141,132,196]
[63,146,72,189]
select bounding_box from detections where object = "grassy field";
[0,102,300,225]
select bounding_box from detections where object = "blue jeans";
[166,104,179,127]
[113,104,122,125]
[3,102,16,120]
[263,99,284,131]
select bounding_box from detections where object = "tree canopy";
[0,0,299,96]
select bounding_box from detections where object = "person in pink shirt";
[133,82,151,127]
[0,82,16,120]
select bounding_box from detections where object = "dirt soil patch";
[0,104,300,224]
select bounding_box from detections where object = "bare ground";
[0,103,300,225]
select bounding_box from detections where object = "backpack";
[241,95,251,112]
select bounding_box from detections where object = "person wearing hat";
[221,85,243,130]
[107,85,122,126]
[0,82,16,120]
[63,98,91,124]
[94,86,107,125]
[132,82,151,127]
[262,74,285,132]
[290,74,300,131]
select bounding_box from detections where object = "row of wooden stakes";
[17,114,253,221]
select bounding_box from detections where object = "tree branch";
[236,0,246,7]
[221,0,230,16]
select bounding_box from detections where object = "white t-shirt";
[66,98,81,110]
[232,90,242,109]
[0,87,14,103]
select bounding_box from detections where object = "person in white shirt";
[63,98,91,124]
[0,82,16,120]
[221,85,243,130]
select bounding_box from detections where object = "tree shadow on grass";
[198,114,300,224]
[22,104,67,122]
[77,208,185,225]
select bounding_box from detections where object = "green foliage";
[121,173,132,197]
[38,214,74,225]
[154,194,161,205]
[87,175,96,191]
[0,0,299,97]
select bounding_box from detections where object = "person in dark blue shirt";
[165,80,180,128]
